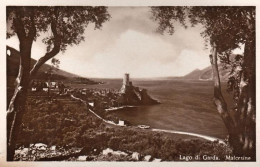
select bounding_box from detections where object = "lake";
[80,78,231,139]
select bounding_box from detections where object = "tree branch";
[30,45,60,77]
[30,12,61,77]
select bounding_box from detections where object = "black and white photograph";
[1,0,259,166]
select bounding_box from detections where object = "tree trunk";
[210,40,255,160]
[232,37,256,159]
[209,42,234,133]
[7,39,32,161]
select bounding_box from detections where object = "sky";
[7,7,241,78]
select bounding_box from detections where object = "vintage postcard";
[0,0,259,167]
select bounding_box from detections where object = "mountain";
[183,64,231,81]
[6,46,98,84]
[7,46,81,78]
[182,69,203,80]
[183,54,243,81]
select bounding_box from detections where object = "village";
[28,74,158,127]
[30,79,121,112]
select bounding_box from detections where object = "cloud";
[172,50,210,76]
[7,7,212,78]
[62,30,210,78]
[86,30,177,78]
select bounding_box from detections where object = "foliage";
[7,6,111,52]
[189,7,254,51]
[151,7,187,35]
[151,6,255,54]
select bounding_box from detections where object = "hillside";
[183,64,230,81]
[183,54,243,81]
[6,46,99,84]
[182,69,203,80]
[7,46,80,79]
[14,94,232,161]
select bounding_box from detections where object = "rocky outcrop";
[117,74,159,105]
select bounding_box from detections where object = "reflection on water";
[83,78,229,139]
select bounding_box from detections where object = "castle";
[120,73,132,93]
[118,73,159,105]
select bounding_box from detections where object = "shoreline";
[71,94,225,144]
[151,128,225,144]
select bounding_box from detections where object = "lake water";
[82,78,230,139]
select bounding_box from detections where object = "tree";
[189,7,255,159]
[151,6,255,159]
[6,6,110,160]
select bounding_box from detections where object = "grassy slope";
[17,95,232,161]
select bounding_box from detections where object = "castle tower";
[120,73,131,93]
[123,73,130,86]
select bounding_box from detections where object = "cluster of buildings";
[71,88,121,110]
[30,80,66,94]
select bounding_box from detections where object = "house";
[118,120,125,126]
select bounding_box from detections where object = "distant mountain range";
[6,45,235,82]
[7,46,98,84]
